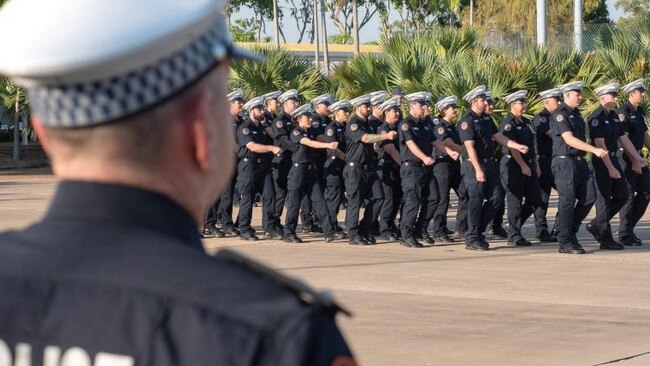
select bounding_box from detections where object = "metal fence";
[481,23,615,53]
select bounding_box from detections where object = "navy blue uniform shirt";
[550,104,587,157]
[617,101,647,150]
[399,114,433,162]
[377,122,399,161]
[272,112,296,161]
[0,181,353,366]
[500,113,536,160]
[290,126,319,164]
[532,108,553,156]
[237,120,272,159]
[324,120,347,158]
[458,110,499,159]
[345,116,374,164]
[588,105,624,152]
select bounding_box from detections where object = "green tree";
[615,0,650,19]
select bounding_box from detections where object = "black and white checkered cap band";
[29,19,228,128]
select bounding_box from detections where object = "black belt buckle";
[346,161,368,169]
[244,157,262,164]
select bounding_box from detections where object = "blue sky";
[233,0,624,43]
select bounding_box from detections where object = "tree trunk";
[314,0,320,70]
[273,0,280,45]
[12,90,20,161]
[321,0,330,75]
[352,0,359,53]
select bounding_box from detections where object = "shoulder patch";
[437,126,445,135]
[504,123,512,131]
[293,130,301,135]
[591,119,599,127]
[556,114,564,122]
[402,123,409,131]
[242,128,250,135]
[461,122,468,130]
[216,249,351,316]
[619,113,626,122]
[350,123,358,131]
[276,120,283,128]
[327,128,334,136]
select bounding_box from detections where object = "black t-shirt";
[617,101,648,150]
[499,113,536,160]
[344,116,374,164]
[458,110,499,159]
[0,182,354,366]
[550,104,587,157]
[588,105,624,152]
[532,108,553,156]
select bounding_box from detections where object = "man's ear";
[185,88,213,172]
[32,117,52,155]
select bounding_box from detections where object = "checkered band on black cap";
[29,19,227,128]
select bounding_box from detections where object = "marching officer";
[617,79,650,246]
[263,90,282,121]
[202,89,246,238]
[272,90,300,232]
[459,85,529,251]
[432,96,465,243]
[345,95,395,245]
[532,88,562,242]
[324,100,351,235]
[369,91,389,133]
[283,105,345,243]
[585,83,633,250]
[398,92,437,247]
[0,0,355,361]
[377,97,403,241]
[499,90,542,246]
[236,97,282,241]
[550,81,607,254]
[485,91,508,239]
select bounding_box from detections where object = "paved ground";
[2,170,650,366]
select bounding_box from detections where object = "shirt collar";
[44,181,203,249]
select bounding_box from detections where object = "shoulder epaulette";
[216,249,352,317]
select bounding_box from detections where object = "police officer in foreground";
[0,0,355,363]
[377,97,403,241]
[617,79,650,246]
[585,83,635,250]
[499,90,542,246]
[324,100,350,235]
[551,81,608,254]
[532,88,562,242]
[432,96,465,243]
[345,95,395,245]
[459,86,529,251]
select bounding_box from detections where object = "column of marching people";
[202,79,649,254]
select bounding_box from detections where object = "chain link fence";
[481,23,615,53]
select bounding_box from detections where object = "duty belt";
[293,162,316,170]
[555,155,584,161]
[461,157,493,163]
[402,161,426,167]
[378,158,397,166]
[538,154,552,159]
[434,155,452,162]
[242,157,263,164]
[346,161,370,170]
[504,155,534,164]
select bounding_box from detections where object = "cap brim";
[229,44,266,63]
